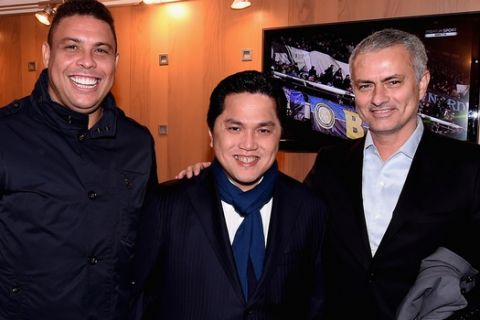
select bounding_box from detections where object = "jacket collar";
[341,138,373,265]
[30,68,117,139]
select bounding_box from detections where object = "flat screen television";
[263,12,480,151]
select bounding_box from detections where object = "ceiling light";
[231,0,251,9]
[35,5,56,26]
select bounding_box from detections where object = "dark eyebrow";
[258,121,276,127]
[354,79,373,84]
[382,74,405,82]
[223,119,277,127]
[60,37,80,44]
[354,74,405,85]
[223,119,243,126]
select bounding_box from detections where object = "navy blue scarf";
[212,160,278,300]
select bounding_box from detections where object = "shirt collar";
[364,117,424,160]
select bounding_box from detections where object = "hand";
[175,162,212,179]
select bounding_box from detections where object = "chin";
[237,176,260,184]
[234,176,262,186]
[71,102,101,113]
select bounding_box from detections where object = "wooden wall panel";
[2,0,480,181]
[110,6,133,111]
[19,15,39,96]
[144,6,170,182]
[0,16,22,105]
[165,1,212,178]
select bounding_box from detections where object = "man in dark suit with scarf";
[132,70,327,320]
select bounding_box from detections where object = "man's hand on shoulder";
[175,162,212,179]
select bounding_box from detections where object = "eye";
[386,79,402,87]
[95,47,113,55]
[64,44,78,51]
[258,128,272,135]
[356,83,373,91]
[227,126,241,132]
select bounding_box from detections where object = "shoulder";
[157,168,215,202]
[277,172,312,194]
[115,107,153,140]
[307,138,364,173]
[318,138,363,159]
[274,173,328,232]
[0,97,29,121]
[143,169,216,227]
[0,98,32,138]
[112,109,155,158]
[276,172,327,210]
[304,138,363,185]
[142,178,191,225]
[158,176,195,197]
[419,131,480,163]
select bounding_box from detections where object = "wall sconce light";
[231,0,251,9]
[35,5,56,26]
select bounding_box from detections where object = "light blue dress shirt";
[362,119,424,256]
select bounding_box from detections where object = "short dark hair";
[207,70,286,130]
[47,0,117,52]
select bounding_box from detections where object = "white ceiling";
[0,0,142,15]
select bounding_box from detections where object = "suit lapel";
[185,169,245,303]
[341,140,373,264]
[377,132,436,251]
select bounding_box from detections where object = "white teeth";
[234,155,258,163]
[70,76,98,88]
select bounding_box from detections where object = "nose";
[77,50,96,69]
[239,130,258,151]
[371,85,388,107]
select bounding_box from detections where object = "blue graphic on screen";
[284,87,367,139]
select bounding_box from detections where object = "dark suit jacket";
[133,168,327,320]
[304,130,480,320]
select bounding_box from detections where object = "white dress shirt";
[221,199,273,246]
[362,119,424,256]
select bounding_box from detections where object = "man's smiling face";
[42,14,118,116]
[209,92,281,191]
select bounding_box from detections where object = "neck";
[370,131,413,161]
[371,136,402,160]
[370,118,419,161]
[88,108,103,129]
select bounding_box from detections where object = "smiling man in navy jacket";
[133,70,326,320]
[0,1,156,319]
